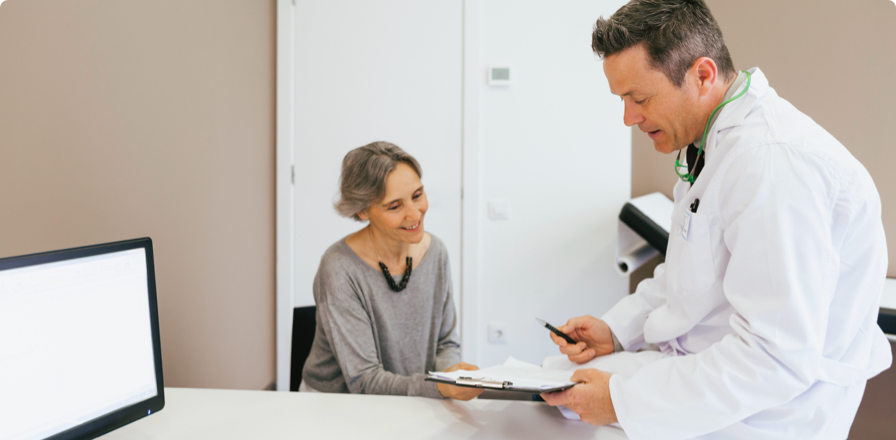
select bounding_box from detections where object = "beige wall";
[0,0,889,398]
[632,0,896,278]
[0,0,276,389]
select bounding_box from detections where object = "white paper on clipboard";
[426,357,575,393]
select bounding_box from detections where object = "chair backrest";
[290,305,317,391]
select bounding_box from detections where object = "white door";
[292,0,464,312]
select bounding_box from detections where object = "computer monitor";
[0,238,164,440]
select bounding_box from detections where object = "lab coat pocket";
[666,212,716,295]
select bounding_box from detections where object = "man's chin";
[652,141,674,154]
[652,140,687,155]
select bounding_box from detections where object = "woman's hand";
[436,362,484,401]
[549,315,615,364]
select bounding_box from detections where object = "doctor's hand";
[550,316,614,364]
[437,362,484,401]
[540,368,617,426]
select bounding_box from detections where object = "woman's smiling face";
[360,163,428,244]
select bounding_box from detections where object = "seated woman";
[300,141,482,400]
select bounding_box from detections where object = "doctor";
[541,1,892,438]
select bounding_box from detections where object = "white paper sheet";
[616,222,659,276]
[430,357,586,420]
[616,192,673,275]
[881,278,896,310]
[428,356,574,391]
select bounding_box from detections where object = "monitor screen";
[0,238,164,440]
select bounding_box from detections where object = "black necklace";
[378,257,413,292]
[369,228,413,292]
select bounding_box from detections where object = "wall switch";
[488,200,510,220]
[488,322,508,344]
[488,66,511,86]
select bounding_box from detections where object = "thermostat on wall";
[488,66,511,86]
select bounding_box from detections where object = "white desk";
[99,280,896,439]
[99,388,628,439]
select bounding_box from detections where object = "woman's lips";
[401,222,421,232]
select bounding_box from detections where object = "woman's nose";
[406,202,421,221]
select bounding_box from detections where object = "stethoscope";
[674,70,752,183]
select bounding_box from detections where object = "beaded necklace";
[369,227,413,292]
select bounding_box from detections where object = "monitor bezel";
[0,238,165,440]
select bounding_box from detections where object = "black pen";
[536,318,577,345]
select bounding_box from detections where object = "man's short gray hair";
[335,141,423,222]
[592,0,736,87]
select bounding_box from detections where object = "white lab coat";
[602,68,892,440]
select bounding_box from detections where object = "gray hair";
[335,141,422,221]
[592,0,736,87]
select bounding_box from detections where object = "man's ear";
[692,56,719,97]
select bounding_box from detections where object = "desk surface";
[96,280,896,439]
[99,388,628,440]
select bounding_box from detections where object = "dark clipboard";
[425,375,575,394]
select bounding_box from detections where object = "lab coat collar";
[703,67,769,156]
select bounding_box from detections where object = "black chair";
[290,306,317,392]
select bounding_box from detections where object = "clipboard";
[425,375,575,394]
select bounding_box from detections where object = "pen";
[536,318,577,345]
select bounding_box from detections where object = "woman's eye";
[413,193,421,199]
[389,205,399,211]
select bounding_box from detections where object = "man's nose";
[622,102,644,127]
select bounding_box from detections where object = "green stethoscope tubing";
[674,70,752,183]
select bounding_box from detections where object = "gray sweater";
[301,234,461,398]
